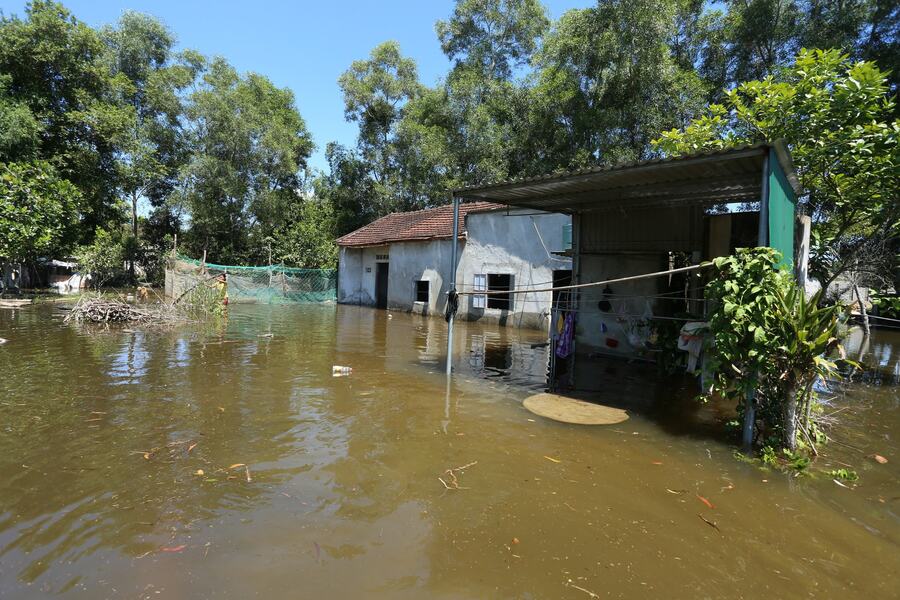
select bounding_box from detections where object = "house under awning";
[448,142,806,392]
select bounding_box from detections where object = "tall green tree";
[337,41,421,214]
[654,49,899,296]
[527,0,709,167]
[177,57,314,263]
[0,1,130,236]
[101,12,199,279]
[436,0,549,80]
[101,12,197,239]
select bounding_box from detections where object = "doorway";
[375,262,389,309]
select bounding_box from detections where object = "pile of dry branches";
[64,295,181,324]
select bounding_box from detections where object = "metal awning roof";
[452,142,801,213]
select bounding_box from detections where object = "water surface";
[0,304,897,598]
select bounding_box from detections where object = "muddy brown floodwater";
[0,304,897,599]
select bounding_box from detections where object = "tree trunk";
[853,284,870,336]
[783,384,798,452]
[130,192,138,284]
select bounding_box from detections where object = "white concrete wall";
[338,245,387,306]
[336,209,572,330]
[386,239,455,316]
[458,209,571,329]
[575,254,662,356]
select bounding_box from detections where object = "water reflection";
[0,306,898,599]
[843,326,900,385]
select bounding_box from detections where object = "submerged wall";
[338,246,386,306]
[458,209,571,329]
[386,239,455,315]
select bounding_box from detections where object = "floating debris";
[523,393,628,425]
[438,460,477,490]
[698,514,721,534]
[65,295,177,324]
[696,494,715,509]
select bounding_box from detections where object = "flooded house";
[336,202,572,329]
[451,143,805,391]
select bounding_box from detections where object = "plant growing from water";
[703,248,848,454]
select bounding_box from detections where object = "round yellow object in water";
[523,393,629,425]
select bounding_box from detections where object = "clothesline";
[454,263,711,296]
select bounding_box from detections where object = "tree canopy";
[655,49,899,295]
[0,0,897,283]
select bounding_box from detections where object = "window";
[487,274,513,310]
[415,280,429,303]
[472,274,487,309]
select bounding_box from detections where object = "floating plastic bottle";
[332,365,352,376]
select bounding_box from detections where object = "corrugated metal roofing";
[453,143,801,213]
[335,202,504,247]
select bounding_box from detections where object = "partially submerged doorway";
[375,262,389,309]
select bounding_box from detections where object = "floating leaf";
[160,545,186,553]
[872,454,888,464]
[229,463,246,469]
[696,494,715,509]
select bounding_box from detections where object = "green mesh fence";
[165,255,336,304]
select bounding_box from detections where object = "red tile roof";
[335,202,505,247]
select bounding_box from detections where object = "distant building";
[336,203,572,329]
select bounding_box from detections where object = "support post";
[757,153,770,246]
[446,196,460,375]
[742,388,756,453]
[745,155,769,451]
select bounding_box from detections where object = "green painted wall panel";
[767,148,796,268]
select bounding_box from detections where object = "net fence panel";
[166,256,336,304]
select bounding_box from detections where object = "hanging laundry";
[555,312,575,358]
[677,321,708,372]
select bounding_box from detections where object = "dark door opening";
[487,274,513,310]
[552,269,572,305]
[375,262,389,309]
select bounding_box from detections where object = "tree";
[337,41,421,214]
[654,49,899,297]
[101,12,198,280]
[0,74,41,161]
[272,194,338,269]
[177,58,314,263]
[703,248,843,452]
[436,0,549,80]
[75,227,130,287]
[528,0,709,167]
[0,161,81,262]
[0,1,131,236]
[101,13,195,243]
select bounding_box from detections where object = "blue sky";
[0,0,593,172]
